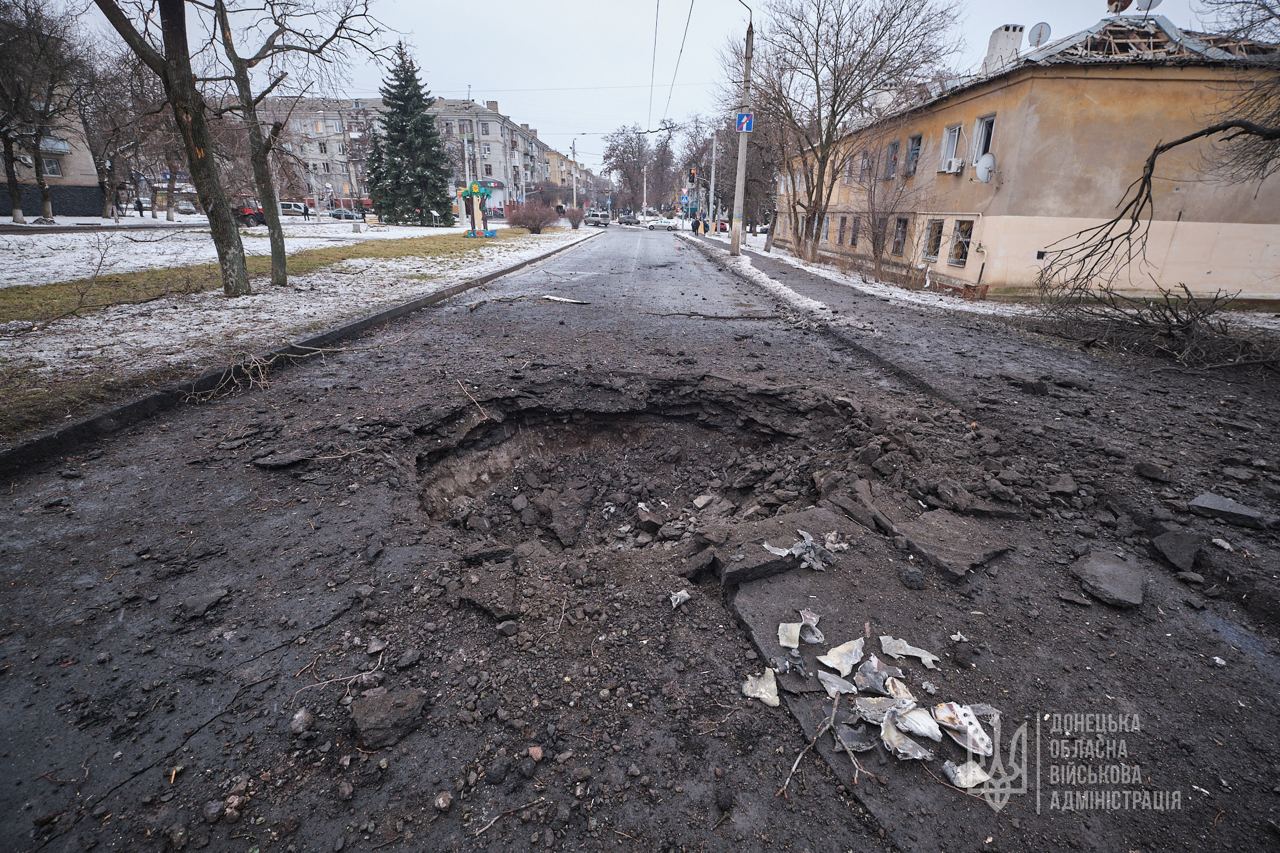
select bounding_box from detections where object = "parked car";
[328,207,359,220]
[231,198,265,226]
[584,210,610,227]
[176,200,197,215]
[279,201,306,217]
[617,212,640,226]
[647,217,678,231]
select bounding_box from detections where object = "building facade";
[0,115,101,218]
[774,16,1280,300]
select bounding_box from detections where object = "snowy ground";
[700,231,1280,334]
[2,229,591,387]
[0,219,514,288]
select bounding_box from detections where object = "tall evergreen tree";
[367,43,453,226]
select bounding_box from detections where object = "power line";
[660,0,696,126]
[647,0,661,131]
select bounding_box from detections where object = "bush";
[565,207,584,230]
[508,203,559,234]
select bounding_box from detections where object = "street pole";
[642,164,647,216]
[731,19,753,256]
[571,138,578,209]
[709,136,717,224]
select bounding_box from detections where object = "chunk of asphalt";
[1188,492,1270,529]
[1071,551,1145,608]
[1151,531,1203,573]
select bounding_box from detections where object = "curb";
[0,229,602,480]
[680,233,958,406]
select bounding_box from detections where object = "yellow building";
[774,16,1280,300]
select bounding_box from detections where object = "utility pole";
[571,138,578,209]
[708,136,717,224]
[731,16,753,255]
[642,163,647,215]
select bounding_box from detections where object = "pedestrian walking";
[302,204,310,221]
[134,197,143,217]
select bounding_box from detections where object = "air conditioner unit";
[943,158,965,174]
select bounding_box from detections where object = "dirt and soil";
[2,229,1277,852]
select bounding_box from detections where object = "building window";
[940,125,961,169]
[482,143,491,156]
[859,151,872,182]
[923,219,944,260]
[337,143,346,155]
[842,158,854,185]
[41,158,62,176]
[483,163,493,176]
[444,121,454,136]
[322,162,331,173]
[904,135,922,177]
[949,219,974,266]
[823,215,830,242]
[459,119,472,134]
[972,115,995,163]
[883,140,900,179]
[838,215,847,245]
[850,215,860,248]
[480,121,490,135]
[891,217,909,255]
[318,142,328,154]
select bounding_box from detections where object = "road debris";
[742,669,781,707]
[541,295,590,305]
[799,608,825,644]
[835,722,879,753]
[669,589,691,609]
[943,759,992,788]
[762,529,846,571]
[816,638,864,677]
[852,696,898,724]
[933,703,993,756]
[879,635,941,669]
[895,707,942,742]
[854,654,904,695]
[778,622,802,649]
[881,710,935,761]
[816,671,857,699]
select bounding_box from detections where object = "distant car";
[648,217,678,231]
[584,210,610,227]
[279,201,306,217]
[617,213,640,226]
[231,198,265,226]
[176,200,197,215]
[328,208,359,220]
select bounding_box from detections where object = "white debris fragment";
[933,703,993,757]
[742,669,780,707]
[921,681,938,696]
[798,608,825,644]
[778,622,802,649]
[896,707,943,742]
[1212,656,1227,668]
[879,635,941,669]
[541,294,590,304]
[943,759,992,789]
[669,590,691,610]
[950,632,968,643]
[1211,538,1233,552]
[817,671,858,699]
[817,638,865,677]
[881,710,934,761]
[762,529,842,571]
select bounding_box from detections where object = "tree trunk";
[32,131,54,220]
[215,1,285,287]
[165,156,178,221]
[157,0,249,296]
[2,135,25,224]
[98,162,112,218]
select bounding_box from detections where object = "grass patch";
[0,227,533,324]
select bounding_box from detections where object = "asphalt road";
[3,227,1277,852]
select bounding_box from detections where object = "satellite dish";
[1135,0,1163,11]
[1028,22,1052,48]
[976,153,997,184]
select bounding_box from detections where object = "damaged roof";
[1023,15,1274,66]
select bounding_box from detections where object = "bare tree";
[207,0,384,287]
[0,0,87,223]
[94,0,250,296]
[745,0,960,261]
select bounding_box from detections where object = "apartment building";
[0,115,101,218]
[774,15,1280,299]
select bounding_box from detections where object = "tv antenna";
[1028,22,1052,48]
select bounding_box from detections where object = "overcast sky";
[88,0,1206,173]
[348,0,1202,172]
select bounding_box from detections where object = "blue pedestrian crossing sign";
[680,194,689,205]
[736,112,754,133]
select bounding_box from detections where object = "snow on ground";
[2,229,590,386]
[0,219,513,288]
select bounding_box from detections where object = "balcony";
[39,136,70,155]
